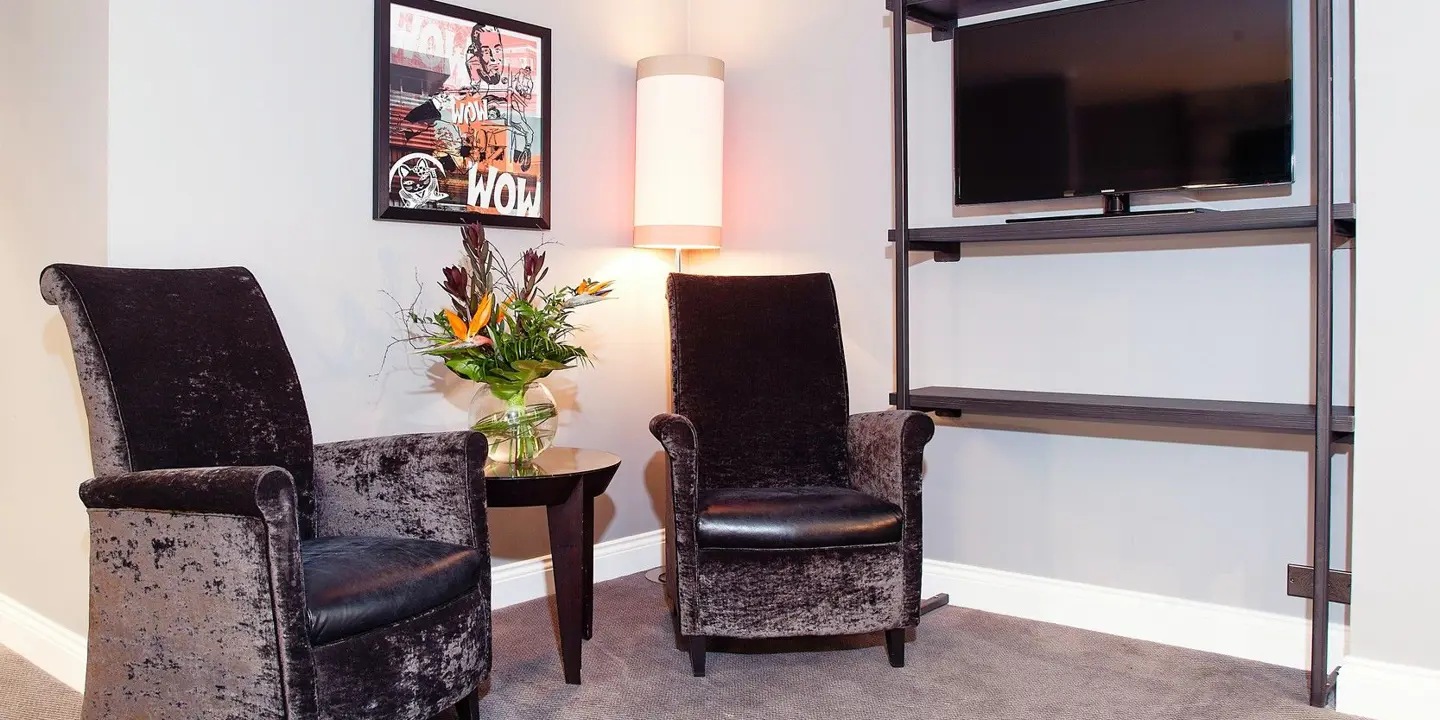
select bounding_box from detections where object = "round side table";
[484,448,620,685]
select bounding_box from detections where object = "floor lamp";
[634,54,723,584]
[632,54,724,271]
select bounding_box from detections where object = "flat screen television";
[953,0,1294,209]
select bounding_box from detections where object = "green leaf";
[445,359,485,382]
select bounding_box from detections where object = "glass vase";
[469,381,558,465]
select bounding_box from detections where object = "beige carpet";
[1,644,82,720]
[3,573,1361,719]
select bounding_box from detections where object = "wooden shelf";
[893,386,1355,437]
[889,204,1355,249]
[886,0,1045,27]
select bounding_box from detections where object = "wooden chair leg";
[688,635,707,677]
[455,687,480,720]
[885,628,906,668]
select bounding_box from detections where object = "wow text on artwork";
[469,165,541,217]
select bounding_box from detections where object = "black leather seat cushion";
[696,486,903,550]
[300,536,484,645]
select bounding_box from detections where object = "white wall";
[17,4,1432,703]
[0,0,109,637]
[106,0,687,565]
[1334,3,1440,714]
[1350,0,1440,674]
[691,0,1354,625]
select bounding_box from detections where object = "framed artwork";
[374,0,552,229]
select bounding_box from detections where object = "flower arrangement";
[402,217,613,463]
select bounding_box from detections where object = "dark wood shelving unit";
[890,387,1354,438]
[887,0,1352,708]
[885,0,1040,27]
[887,203,1356,250]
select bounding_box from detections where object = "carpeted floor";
[1,643,82,720]
[2,573,1361,719]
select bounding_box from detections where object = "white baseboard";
[0,591,86,692]
[922,558,1347,671]
[0,529,665,694]
[19,539,1362,700]
[1335,656,1440,720]
[491,529,664,609]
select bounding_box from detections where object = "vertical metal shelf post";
[892,0,951,621]
[892,1,911,411]
[1309,0,1337,707]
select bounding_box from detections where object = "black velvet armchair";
[650,273,935,676]
[40,264,492,720]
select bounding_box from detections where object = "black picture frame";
[374,0,553,229]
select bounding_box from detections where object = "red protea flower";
[461,218,486,257]
[520,248,548,301]
[440,265,469,302]
[523,248,545,278]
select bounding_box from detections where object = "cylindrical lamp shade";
[633,55,724,249]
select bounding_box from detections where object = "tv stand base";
[1004,207,1209,224]
[1004,193,1213,224]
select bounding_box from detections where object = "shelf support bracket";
[884,0,956,39]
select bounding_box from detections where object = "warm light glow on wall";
[633,55,724,250]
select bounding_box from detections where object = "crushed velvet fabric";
[848,410,934,628]
[695,547,906,639]
[313,590,488,720]
[652,272,935,643]
[80,465,298,516]
[649,413,702,634]
[666,273,851,490]
[40,264,318,536]
[313,432,488,547]
[81,465,318,720]
[41,264,492,719]
[84,509,292,719]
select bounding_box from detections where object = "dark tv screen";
[954,0,1294,206]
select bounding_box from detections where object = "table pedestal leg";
[583,493,595,641]
[547,482,586,685]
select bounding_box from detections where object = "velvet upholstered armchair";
[40,264,492,720]
[650,273,936,676]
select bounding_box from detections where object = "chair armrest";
[849,410,934,626]
[650,412,704,625]
[650,413,700,506]
[80,465,298,519]
[847,410,934,508]
[79,465,319,717]
[313,431,488,547]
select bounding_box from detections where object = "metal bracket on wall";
[932,24,956,41]
[1287,564,1352,604]
[920,593,951,616]
[935,249,962,263]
